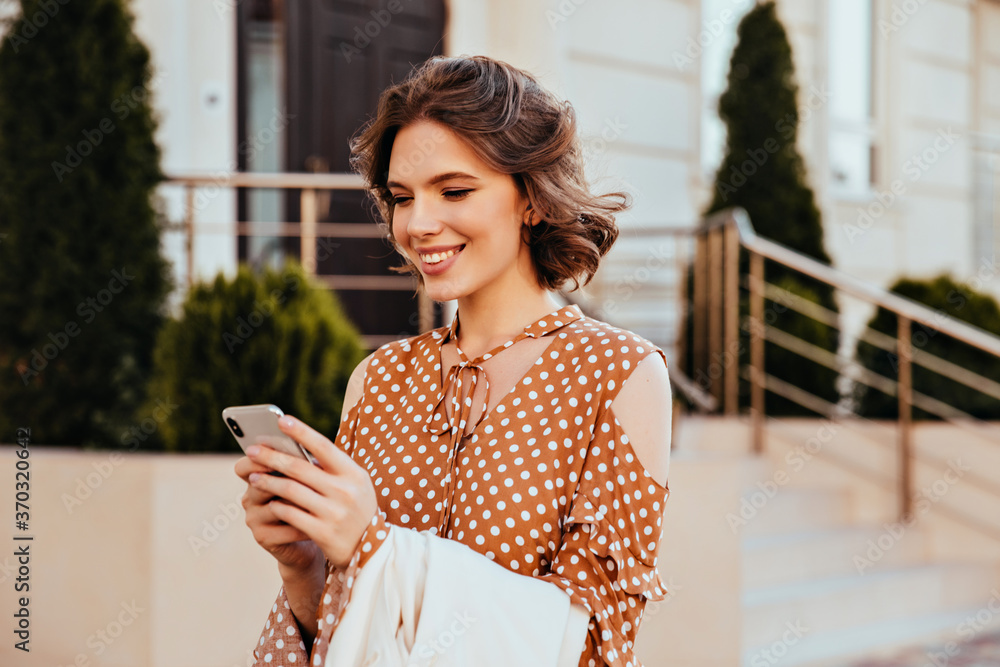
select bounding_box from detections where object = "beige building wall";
[770,0,998,345]
[131,0,239,303]
[0,444,740,667]
[447,0,704,355]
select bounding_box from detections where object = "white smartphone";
[221,404,318,467]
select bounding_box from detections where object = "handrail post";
[184,184,195,289]
[692,232,708,395]
[724,221,740,414]
[676,238,688,381]
[300,188,318,275]
[749,251,765,454]
[708,227,724,406]
[898,315,913,521]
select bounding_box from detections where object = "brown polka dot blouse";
[251,304,671,667]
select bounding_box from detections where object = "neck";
[454,284,560,358]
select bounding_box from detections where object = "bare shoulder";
[342,352,376,417]
[610,351,672,488]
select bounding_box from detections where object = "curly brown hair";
[349,54,631,292]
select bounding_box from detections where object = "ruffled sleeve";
[534,405,671,667]
[250,511,391,666]
[250,376,394,667]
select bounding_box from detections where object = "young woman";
[236,54,672,667]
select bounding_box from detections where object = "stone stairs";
[735,455,1000,666]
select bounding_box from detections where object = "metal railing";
[685,207,1000,523]
[161,171,434,349]
[161,172,1000,526]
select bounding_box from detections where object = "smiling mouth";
[419,245,464,265]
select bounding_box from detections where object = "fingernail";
[279,416,294,428]
[249,472,261,483]
[246,445,260,457]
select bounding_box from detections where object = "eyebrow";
[386,171,481,190]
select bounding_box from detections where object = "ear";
[523,203,539,227]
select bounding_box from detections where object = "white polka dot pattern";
[250,304,671,667]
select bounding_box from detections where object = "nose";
[403,193,444,239]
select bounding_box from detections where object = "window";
[827,0,876,196]
[238,0,286,269]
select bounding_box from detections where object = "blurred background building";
[129,0,1000,360]
[2,1,1000,667]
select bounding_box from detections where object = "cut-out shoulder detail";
[341,352,374,419]
[610,352,672,488]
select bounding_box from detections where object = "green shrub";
[685,1,841,415]
[854,274,1000,420]
[141,262,367,452]
[0,0,171,446]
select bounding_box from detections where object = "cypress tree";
[0,0,171,445]
[697,0,841,415]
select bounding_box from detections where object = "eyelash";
[391,190,472,207]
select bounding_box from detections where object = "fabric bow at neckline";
[424,305,584,444]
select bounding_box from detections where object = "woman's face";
[386,120,536,304]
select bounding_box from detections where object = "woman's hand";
[235,414,378,569]
[235,449,323,574]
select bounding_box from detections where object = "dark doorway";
[237,0,447,347]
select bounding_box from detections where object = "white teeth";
[421,247,461,264]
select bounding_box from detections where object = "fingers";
[277,415,356,477]
[265,495,324,542]
[248,469,333,519]
[234,455,275,483]
[246,441,340,498]
[248,514,312,548]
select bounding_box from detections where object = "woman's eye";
[392,190,470,206]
